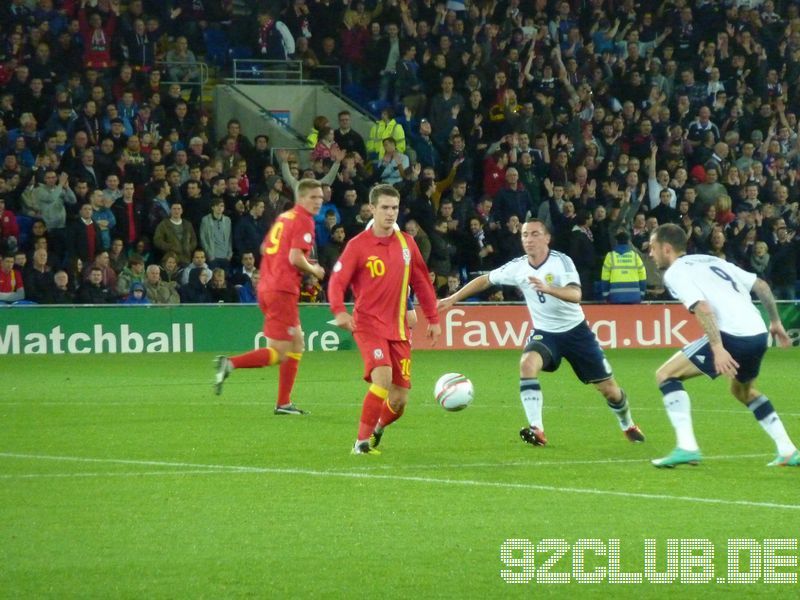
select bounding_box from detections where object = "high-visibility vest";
[600,246,646,303]
[367,118,406,159]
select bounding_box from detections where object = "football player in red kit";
[328,184,441,454]
[214,179,325,415]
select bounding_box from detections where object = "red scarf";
[86,221,96,259]
[126,202,137,243]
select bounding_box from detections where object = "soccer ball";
[434,373,474,412]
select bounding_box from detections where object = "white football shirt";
[488,251,585,332]
[664,254,766,336]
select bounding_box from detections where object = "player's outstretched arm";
[752,278,791,347]
[694,300,740,377]
[437,274,491,311]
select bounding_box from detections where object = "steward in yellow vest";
[600,230,647,303]
[367,108,406,160]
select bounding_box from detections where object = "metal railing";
[229,59,341,92]
[156,60,210,95]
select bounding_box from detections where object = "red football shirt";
[328,228,439,341]
[258,205,315,296]
[0,268,23,293]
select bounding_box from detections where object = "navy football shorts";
[682,332,768,383]
[523,321,612,384]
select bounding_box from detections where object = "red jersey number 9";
[365,256,386,278]
[264,222,284,255]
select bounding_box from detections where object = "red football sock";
[277,352,301,407]
[229,347,279,369]
[358,384,388,441]
[378,400,404,429]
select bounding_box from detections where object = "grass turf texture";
[1,349,799,598]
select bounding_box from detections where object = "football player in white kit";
[438,219,645,446]
[649,224,799,467]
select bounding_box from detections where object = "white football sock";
[520,378,543,430]
[749,396,797,457]
[662,389,699,452]
[607,391,633,430]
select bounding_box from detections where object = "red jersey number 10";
[365,256,386,278]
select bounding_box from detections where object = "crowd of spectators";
[2,0,800,307]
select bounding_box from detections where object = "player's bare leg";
[594,377,645,442]
[519,350,547,446]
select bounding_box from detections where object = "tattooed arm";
[752,278,792,347]
[693,300,739,377]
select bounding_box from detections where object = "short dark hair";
[148,180,166,197]
[524,218,550,234]
[653,223,688,253]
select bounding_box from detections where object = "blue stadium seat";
[366,99,390,119]
[16,215,35,249]
[229,45,253,61]
[343,83,369,109]
[203,28,230,68]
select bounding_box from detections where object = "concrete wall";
[213,84,374,167]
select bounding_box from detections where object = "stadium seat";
[342,83,369,109]
[229,45,253,61]
[366,99,390,119]
[203,28,230,68]
[16,215,35,249]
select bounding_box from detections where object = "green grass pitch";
[2,348,799,598]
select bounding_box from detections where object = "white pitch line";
[355,453,774,471]
[0,452,773,473]
[0,470,226,479]
[0,453,779,481]
[0,452,256,471]
[1,452,798,511]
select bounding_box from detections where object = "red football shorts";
[354,332,412,389]
[259,289,300,341]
